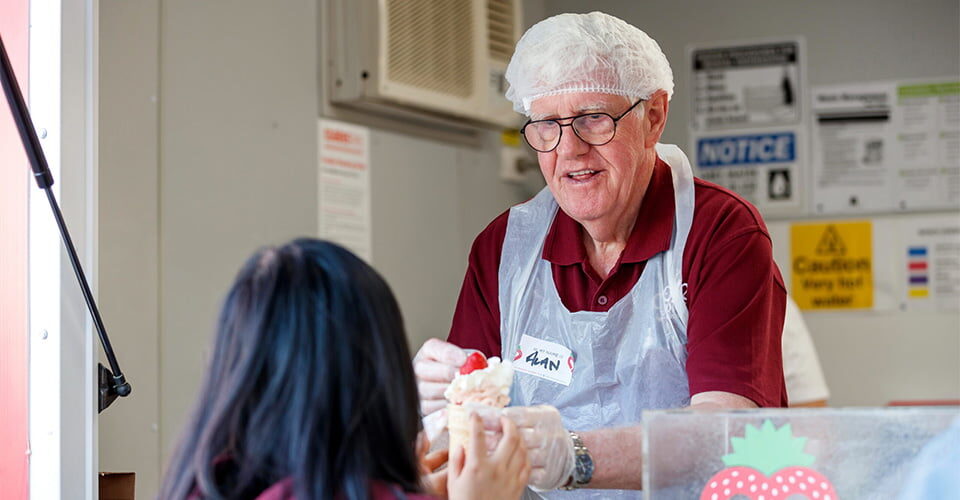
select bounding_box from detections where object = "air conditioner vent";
[329,0,522,129]
[385,0,474,98]
[487,0,515,63]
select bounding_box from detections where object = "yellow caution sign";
[501,129,522,148]
[791,221,873,310]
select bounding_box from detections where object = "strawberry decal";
[700,420,838,500]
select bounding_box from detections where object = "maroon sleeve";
[446,211,510,358]
[684,183,788,408]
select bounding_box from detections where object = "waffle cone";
[446,403,506,453]
[447,403,472,454]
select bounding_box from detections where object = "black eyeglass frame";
[519,99,646,153]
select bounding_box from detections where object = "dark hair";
[159,238,422,499]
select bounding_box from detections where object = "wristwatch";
[561,431,594,490]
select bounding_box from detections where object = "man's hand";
[503,405,574,491]
[414,338,468,416]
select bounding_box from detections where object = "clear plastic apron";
[499,144,695,499]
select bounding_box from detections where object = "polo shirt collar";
[542,156,675,266]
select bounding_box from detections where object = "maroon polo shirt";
[448,157,788,408]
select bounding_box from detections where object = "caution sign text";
[791,222,873,309]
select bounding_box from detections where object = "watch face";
[574,452,594,483]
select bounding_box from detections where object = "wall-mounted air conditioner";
[327,0,522,130]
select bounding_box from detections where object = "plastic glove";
[414,338,467,416]
[502,405,575,491]
[422,407,448,445]
[462,403,508,454]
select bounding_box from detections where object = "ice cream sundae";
[444,352,513,452]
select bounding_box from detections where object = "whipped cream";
[444,356,514,407]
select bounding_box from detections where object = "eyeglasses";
[520,99,645,153]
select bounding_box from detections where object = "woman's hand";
[448,413,531,500]
[418,432,450,498]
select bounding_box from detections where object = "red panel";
[888,400,960,407]
[0,1,31,499]
[907,261,928,271]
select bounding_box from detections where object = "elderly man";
[415,11,786,497]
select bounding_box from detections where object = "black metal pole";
[0,33,131,411]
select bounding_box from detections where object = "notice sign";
[810,82,894,214]
[895,81,960,210]
[694,131,799,207]
[690,39,803,131]
[901,216,960,312]
[791,222,874,310]
[811,78,960,215]
[319,119,372,261]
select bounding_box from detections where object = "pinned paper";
[901,215,960,311]
[318,119,372,261]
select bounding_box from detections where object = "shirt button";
[597,295,608,306]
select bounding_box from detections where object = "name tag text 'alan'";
[512,334,574,386]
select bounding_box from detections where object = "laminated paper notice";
[319,119,372,261]
[811,79,959,215]
[901,216,960,312]
[810,82,895,214]
[692,129,803,212]
[895,81,960,211]
[688,38,807,217]
[689,39,803,131]
[791,221,873,310]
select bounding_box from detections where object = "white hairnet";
[504,11,674,115]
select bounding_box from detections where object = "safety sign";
[901,215,960,312]
[688,37,807,218]
[791,221,874,310]
[811,78,960,215]
[319,119,372,262]
[689,39,803,131]
[693,129,804,214]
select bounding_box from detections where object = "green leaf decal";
[721,419,815,476]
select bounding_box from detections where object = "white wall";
[536,0,960,406]
[367,130,536,349]
[98,1,161,497]
[157,2,322,473]
[98,1,543,498]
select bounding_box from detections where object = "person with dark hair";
[159,238,530,500]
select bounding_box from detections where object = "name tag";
[512,334,575,386]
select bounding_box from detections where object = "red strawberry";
[701,466,837,500]
[459,352,488,375]
[699,420,838,500]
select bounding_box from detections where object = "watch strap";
[561,430,592,490]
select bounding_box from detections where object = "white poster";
[894,81,960,210]
[691,128,805,216]
[811,78,960,215]
[318,119,372,261]
[810,82,896,214]
[689,39,803,131]
[901,215,960,312]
